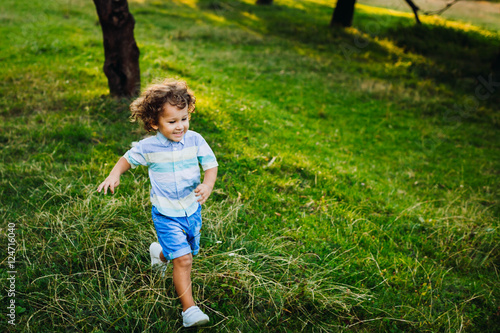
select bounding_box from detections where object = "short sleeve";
[197,136,218,171]
[123,141,147,169]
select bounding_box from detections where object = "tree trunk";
[93,0,140,97]
[330,0,356,28]
[403,0,422,25]
[256,0,273,4]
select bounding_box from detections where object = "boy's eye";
[169,121,176,124]
[182,118,188,121]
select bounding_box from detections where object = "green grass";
[1,0,499,331]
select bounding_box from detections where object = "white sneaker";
[182,306,209,327]
[149,242,168,276]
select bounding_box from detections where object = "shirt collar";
[156,131,185,146]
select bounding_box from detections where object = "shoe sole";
[184,318,209,327]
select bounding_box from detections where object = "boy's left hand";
[194,184,212,205]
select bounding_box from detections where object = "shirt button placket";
[173,143,185,213]
[173,146,179,200]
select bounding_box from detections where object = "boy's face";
[152,103,189,142]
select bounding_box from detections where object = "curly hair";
[130,79,196,132]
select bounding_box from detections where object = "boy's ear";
[151,123,159,130]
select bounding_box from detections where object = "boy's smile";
[152,103,189,142]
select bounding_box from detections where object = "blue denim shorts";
[151,205,202,260]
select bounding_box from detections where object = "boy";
[97,79,217,327]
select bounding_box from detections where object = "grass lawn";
[0,0,499,331]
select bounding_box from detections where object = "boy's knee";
[173,254,193,268]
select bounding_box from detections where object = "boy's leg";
[172,253,195,311]
[174,253,209,327]
[159,251,168,263]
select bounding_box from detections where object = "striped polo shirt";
[123,130,218,217]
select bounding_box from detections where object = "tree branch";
[421,0,461,16]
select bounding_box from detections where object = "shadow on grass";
[196,0,372,47]
[130,0,500,127]
[386,23,500,78]
[195,1,500,121]
[159,1,500,83]
[385,23,500,117]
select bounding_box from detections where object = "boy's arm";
[194,166,218,205]
[97,157,132,194]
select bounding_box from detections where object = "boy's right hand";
[97,175,120,194]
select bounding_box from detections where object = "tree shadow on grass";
[386,23,499,79]
[383,22,500,113]
[195,0,373,47]
[193,1,499,84]
[132,0,499,124]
